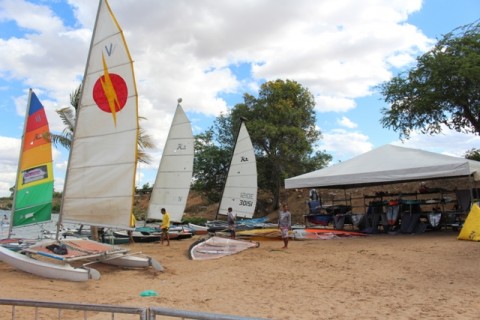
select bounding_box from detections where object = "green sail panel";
[13,182,54,226]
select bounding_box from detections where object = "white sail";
[61,0,138,229]
[218,122,257,218]
[148,101,194,223]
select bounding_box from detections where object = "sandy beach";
[1,230,479,319]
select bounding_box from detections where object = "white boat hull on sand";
[13,238,163,280]
[188,223,209,235]
[95,253,163,271]
[0,245,99,282]
[189,236,259,260]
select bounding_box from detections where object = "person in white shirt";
[278,204,292,249]
[227,207,236,239]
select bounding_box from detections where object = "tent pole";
[469,174,475,209]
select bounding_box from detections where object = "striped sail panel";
[218,122,257,219]
[12,91,53,227]
[61,0,138,229]
[20,146,52,174]
[17,162,54,190]
[148,104,194,223]
[26,105,48,131]
[13,183,53,226]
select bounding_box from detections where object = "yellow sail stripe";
[100,52,119,126]
[17,162,53,191]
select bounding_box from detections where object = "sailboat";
[9,90,54,232]
[147,99,194,223]
[206,119,258,235]
[0,89,54,251]
[217,119,258,219]
[0,0,161,281]
[125,99,194,241]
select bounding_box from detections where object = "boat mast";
[8,89,33,238]
[214,117,247,220]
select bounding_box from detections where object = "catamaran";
[0,0,161,281]
[205,119,260,238]
[218,119,258,219]
[147,99,194,223]
[126,99,195,241]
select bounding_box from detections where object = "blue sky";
[0,0,479,197]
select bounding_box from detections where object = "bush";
[181,216,208,226]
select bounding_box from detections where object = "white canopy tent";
[285,144,480,189]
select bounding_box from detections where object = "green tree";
[139,183,153,194]
[379,20,480,139]
[240,80,331,207]
[465,148,480,161]
[193,79,331,208]
[192,129,231,203]
[50,85,154,164]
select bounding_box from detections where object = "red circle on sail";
[92,74,128,113]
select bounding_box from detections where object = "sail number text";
[239,192,255,207]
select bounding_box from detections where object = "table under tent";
[284,144,480,234]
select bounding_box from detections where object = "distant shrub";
[52,203,61,213]
[181,217,207,225]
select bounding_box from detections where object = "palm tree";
[50,85,154,164]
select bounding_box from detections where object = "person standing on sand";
[227,207,236,239]
[160,208,170,246]
[278,203,291,249]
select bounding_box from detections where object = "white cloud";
[390,127,480,158]
[337,117,358,129]
[0,0,455,193]
[0,136,67,197]
[0,136,19,197]
[315,95,356,113]
[317,124,480,167]
[1,0,431,124]
[319,129,374,162]
[0,0,64,34]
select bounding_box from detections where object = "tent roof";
[285,144,480,189]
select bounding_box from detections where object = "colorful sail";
[61,0,138,229]
[218,121,257,219]
[148,100,194,223]
[11,89,53,228]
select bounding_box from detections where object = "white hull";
[188,236,259,260]
[96,253,163,271]
[188,223,209,235]
[0,246,99,282]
